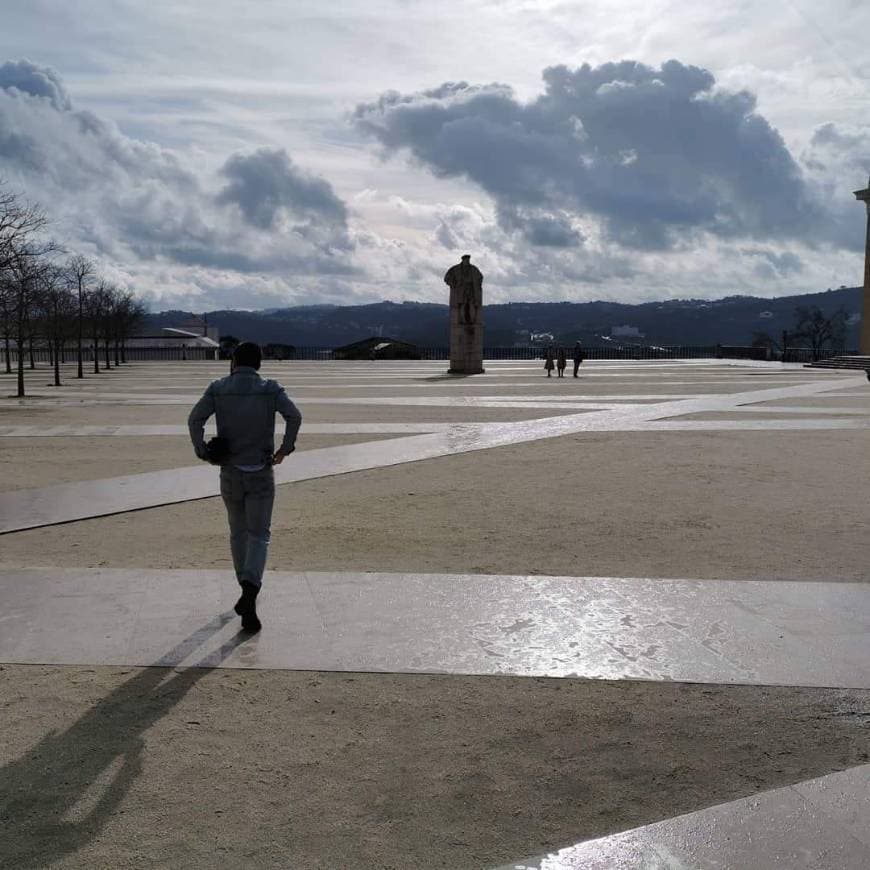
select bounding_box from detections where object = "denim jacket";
[187,366,302,466]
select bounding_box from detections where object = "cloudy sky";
[1,0,868,311]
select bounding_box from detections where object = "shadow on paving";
[416,373,476,381]
[0,614,254,869]
[0,662,869,867]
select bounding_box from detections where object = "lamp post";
[854,176,870,354]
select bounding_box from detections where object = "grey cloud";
[808,122,869,157]
[745,247,803,278]
[157,243,361,277]
[763,250,803,275]
[354,60,825,250]
[0,59,70,110]
[498,205,582,247]
[0,59,356,289]
[218,147,348,233]
[435,220,458,249]
[800,121,870,250]
[0,64,198,197]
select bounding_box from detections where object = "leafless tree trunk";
[91,288,101,374]
[87,281,114,374]
[65,255,94,380]
[113,290,145,368]
[16,293,25,396]
[36,265,76,388]
[0,288,11,374]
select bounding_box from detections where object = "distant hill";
[146,286,863,348]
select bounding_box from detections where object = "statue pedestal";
[448,319,484,374]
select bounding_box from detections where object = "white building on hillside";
[611,324,644,338]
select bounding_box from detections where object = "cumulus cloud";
[0,58,357,308]
[1,55,867,310]
[353,60,846,250]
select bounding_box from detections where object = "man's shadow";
[0,613,253,868]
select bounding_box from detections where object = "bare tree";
[0,182,48,272]
[0,183,51,390]
[84,283,101,374]
[0,271,13,374]
[125,297,147,363]
[7,239,58,397]
[100,283,119,370]
[65,254,95,379]
[109,289,146,365]
[793,305,848,362]
[0,183,150,391]
[36,266,77,387]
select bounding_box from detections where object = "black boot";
[234,581,262,632]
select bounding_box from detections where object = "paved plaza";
[1,358,869,868]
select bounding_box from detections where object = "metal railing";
[287,345,778,361]
[3,344,856,364]
[3,345,218,364]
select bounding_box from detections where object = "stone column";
[854,177,870,354]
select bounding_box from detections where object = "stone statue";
[444,254,483,325]
[444,254,484,374]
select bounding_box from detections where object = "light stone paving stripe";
[4,378,815,391]
[498,763,870,869]
[0,422,474,437]
[647,418,870,430]
[1,568,868,689]
[730,405,870,414]
[4,413,869,441]
[0,375,862,533]
[0,393,713,406]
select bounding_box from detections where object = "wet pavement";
[2,567,869,688]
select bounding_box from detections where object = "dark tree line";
[0,183,147,396]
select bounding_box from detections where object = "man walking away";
[188,342,302,632]
[573,341,584,377]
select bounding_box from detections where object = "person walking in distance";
[544,346,555,377]
[556,346,567,378]
[573,341,584,377]
[188,342,301,632]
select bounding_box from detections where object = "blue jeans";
[219,466,275,590]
